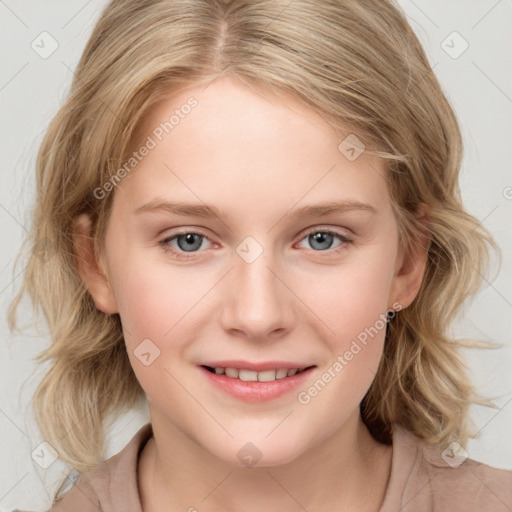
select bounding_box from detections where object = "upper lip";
[200,360,316,372]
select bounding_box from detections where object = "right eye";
[159,230,215,260]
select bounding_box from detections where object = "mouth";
[201,365,315,382]
[199,363,317,402]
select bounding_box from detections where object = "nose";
[220,246,297,343]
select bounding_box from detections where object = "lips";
[199,360,314,372]
[202,365,310,382]
[198,361,317,402]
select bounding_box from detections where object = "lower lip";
[199,366,316,402]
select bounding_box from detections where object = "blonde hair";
[9,0,497,481]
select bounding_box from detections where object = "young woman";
[9,0,512,510]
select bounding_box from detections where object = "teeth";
[225,367,239,378]
[209,366,307,381]
[276,369,288,379]
[258,370,276,382]
[239,369,258,381]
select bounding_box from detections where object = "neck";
[138,408,392,512]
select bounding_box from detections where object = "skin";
[73,76,428,511]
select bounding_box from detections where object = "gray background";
[1,1,511,510]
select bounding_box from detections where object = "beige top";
[49,422,512,511]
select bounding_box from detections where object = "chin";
[203,433,307,469]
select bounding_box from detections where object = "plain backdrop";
[1,0,511,510]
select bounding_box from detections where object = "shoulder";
[48,474,99,512]
[48,423,152,512]
[380,424,512,512]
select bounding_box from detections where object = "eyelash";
[158,228,353,261]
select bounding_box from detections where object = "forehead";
[114,77,391,220]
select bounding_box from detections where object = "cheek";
[312,248,395,344]
[294,261,392,426]
[301,244,396,396]
[108,252,220,391]
[111,254,210,342]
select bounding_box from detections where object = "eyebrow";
[134,199,378,219]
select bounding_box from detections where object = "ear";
[388,204,431,310]
[72,213,119,314]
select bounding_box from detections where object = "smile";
[202,365,311,382]
[199,364,317,402]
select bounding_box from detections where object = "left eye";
[297,230,352,252]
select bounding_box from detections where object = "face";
[81,76,423,467]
